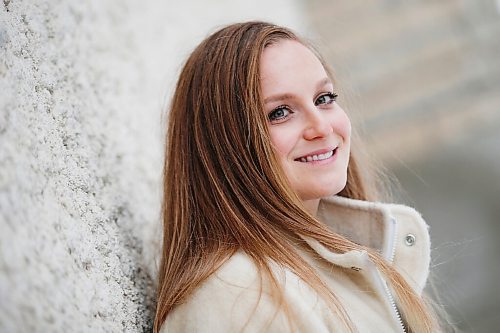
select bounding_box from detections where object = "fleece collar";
[302,195,431,294]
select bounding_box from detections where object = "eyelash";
[315,92,338,106]
[267,92,338,123]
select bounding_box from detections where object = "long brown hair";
[155,21,438,333]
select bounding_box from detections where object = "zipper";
[369,216,407,333]
[381,270,407,333]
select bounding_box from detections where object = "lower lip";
[296,148,338,166]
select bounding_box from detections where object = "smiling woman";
[260,40,351,214]
[155,21,443,333]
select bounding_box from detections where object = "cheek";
[269,127,296,160]
[334,109,352,141]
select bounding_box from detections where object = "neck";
[302,198,320,216]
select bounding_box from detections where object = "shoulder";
[160,252,337,333]
[160,252,291,333]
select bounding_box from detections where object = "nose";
[303,109,332,140]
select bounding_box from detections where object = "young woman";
[154,21,440,333]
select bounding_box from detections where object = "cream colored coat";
[160,196,431,333]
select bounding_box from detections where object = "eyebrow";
[263,77,333,104]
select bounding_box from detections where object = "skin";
[260,40,351,216]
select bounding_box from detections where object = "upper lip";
[294,147,337,160]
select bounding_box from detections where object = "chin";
[327,182,347,197]
[300,178,348,201]
[325,174,348,197]
[335,175,348,194]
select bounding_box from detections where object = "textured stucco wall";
[0,1,305,332]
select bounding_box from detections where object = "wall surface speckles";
[0,1,305,332]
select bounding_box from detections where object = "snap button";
[405,234,416,246]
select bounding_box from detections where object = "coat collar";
[302,195,431,294]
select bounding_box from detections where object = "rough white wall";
[0,1,306,332]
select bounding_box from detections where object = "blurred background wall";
[1,0,498,332]
[303,1,500,332]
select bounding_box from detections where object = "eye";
[268,105,291,123]
[315,92,338,106]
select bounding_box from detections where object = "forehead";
[260,40,328,95]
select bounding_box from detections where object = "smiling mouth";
[295,148,337,163]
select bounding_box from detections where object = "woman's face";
[260,40,351,213]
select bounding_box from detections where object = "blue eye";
[268,106,290,122]
[315,92,338,106]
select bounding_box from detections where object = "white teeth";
[299,150,334,162]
